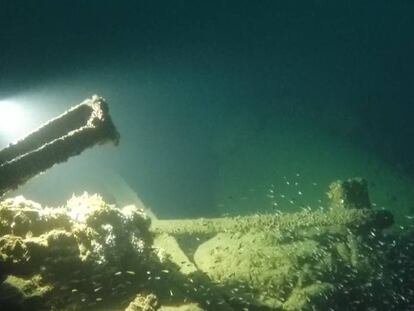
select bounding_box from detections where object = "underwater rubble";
[0,179,414,310]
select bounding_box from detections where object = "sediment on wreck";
[152,178,397,311]
[1,176,408,311]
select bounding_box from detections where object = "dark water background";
[0,1,413,217]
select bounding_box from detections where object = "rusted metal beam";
[150,208,393,238]
[0,95,120,197]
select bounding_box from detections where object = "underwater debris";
[151,178,398,310]
[0,95,120,197]
[0,194,234,311]
[327,177,371,210]
[0,193,152,310]
[1,179,414,310]
[190,181,396,310]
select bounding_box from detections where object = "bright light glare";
[0,99,28,141]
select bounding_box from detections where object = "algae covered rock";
[0,193,237,311]
[0,274,52,311]
[0,193,154,310]
[0,196,71,237]
[125,292,159,311]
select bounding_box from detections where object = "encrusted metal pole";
[150,208,393,238]
[0,95,120,197]
[151,178,393,238]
